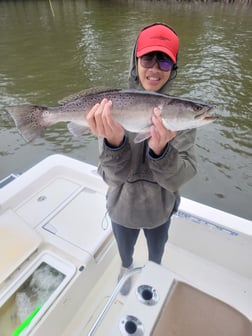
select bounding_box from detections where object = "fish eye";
[193,105,203,112]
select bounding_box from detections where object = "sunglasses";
[140,52,174,72]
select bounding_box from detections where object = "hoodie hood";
[128,23,178,93]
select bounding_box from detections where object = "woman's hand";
[86,98,125,147]
[148,107,176,156]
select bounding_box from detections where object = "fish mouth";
[195,105,216,120]
[202,115,217,121]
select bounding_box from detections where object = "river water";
[0,0,251,220]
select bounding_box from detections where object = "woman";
[87,23,197,295]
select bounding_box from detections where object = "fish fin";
[67,122,89,137]
[134,130,151,143]
[58,87,120,105]
[6,104,47,142]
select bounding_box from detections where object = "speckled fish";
[6,87,216,143]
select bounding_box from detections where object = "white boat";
[0,154,251,336]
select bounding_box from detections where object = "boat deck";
[0,155,251,336]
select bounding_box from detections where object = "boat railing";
[87,266,144,336]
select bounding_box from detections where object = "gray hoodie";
[97,26,197,229]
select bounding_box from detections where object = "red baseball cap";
[136,23,179,64]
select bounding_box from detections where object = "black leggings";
[112,220,171,268]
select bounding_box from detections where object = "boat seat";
[152,280,252,336]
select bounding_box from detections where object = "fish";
[6,87,216,143]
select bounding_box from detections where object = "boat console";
[106,262,251,336]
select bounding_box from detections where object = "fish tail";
[6,104,49,142]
